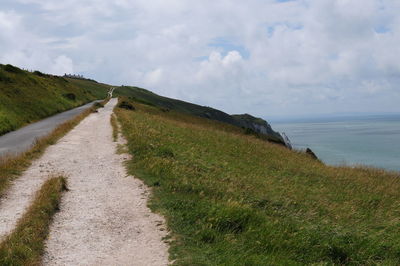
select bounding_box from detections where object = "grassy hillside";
[0,64,109,136]
[115,86,284,144]
[65,77,111,99]
[116,98,400,265]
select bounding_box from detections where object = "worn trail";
[0,98,169,265]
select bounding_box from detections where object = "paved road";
[0,101,99,157]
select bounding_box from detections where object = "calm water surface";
[272,115,400,172]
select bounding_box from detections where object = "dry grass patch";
[0,176,67,266]
[110,114,119,142]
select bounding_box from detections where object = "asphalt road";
[0,101,98,157]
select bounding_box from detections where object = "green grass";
[0,176,67,266]
[0,64,109,135]
[0,63,282,144]
[116,98,400,265]
[114,87,284,144]
[114,86,241,125]
[65,77,111,99]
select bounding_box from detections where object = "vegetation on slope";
[0,176,67,266]
[115,86,284,144]
[64,77,111,99]
[116,98,400,265]
[0,64,109,135]
[0,62,281,143]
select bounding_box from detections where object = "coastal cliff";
[115,86,286,145]
[232,113,285,144]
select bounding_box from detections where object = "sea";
[272,115,400,172]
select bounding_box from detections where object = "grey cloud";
[1,0,399,117]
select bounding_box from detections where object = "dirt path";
[0,98,169,265]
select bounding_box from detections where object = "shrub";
[33,70,46,77]
[3,64,24,74]
[93,102,104,108]
[63,93,76,101]
[118,101,135,110]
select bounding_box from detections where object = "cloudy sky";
[1,0,400,118]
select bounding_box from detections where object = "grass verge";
[0,101,106,198]
[116,98,400,265]
[0,176,67,266]
[110,114,118,142]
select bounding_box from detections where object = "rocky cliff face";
[232,114,285,144]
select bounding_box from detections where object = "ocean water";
[272,115,400,172]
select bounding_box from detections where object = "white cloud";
[196,51,243,81]
[51,55,74,75]
[1,0,400,117]
[144,68,163,86]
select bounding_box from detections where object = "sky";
[1,0,400,119]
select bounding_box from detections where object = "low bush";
[118,101,135,110]
[93,102,104,108]
[63,93,76,101]
[33,71,46,77]
[3,65,24,74]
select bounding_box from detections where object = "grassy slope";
[0,62,280,143]
[0,176,66,266]
[116,99,400,265]
[0,64,109,135]
[65,77,111,99]
[115,86,284,144]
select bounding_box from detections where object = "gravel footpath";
[0,98,169,265]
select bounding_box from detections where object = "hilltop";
[113,86,284,144]
[0,64,284,145]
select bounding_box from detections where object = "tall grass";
[116,99,400,265]
[0,176,67,266]
[0,64,109,135]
